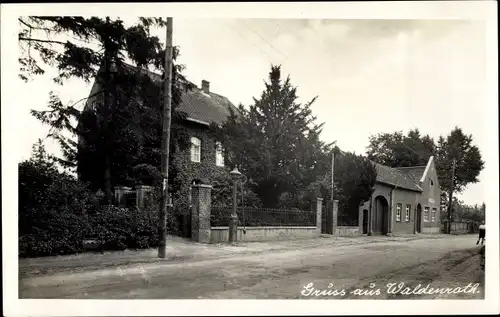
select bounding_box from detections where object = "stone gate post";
[332,200,339,235]
[191,184,212,243]
[114,186,131,207]
[135,185,153,209]
[316,198,323,235]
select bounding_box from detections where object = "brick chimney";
[201,80,210,94]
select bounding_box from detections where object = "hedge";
[19,205,164,258]
[18,157,170,258]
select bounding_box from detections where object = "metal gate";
[321,201,334,234]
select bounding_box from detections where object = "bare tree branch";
[18,18,54,32]
[18,37,66,46]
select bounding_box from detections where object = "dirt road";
[19,235,484,299]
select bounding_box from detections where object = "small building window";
[396,204,402,222]
[424,207,430,222]
[215,141,224,167]
[190,137,201,163]
[405,204,411,222]
[431,208,437,222]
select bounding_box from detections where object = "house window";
[396,204,402,222]
[405,204,411,222]
[190,137,201,162]
[431,208,437,222]
[215,141,224,167]
[424,207,430,222]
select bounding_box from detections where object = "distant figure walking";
[476,221,485,245]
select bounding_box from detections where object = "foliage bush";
[211,172,262,208]
[19,204,162,257]
[18,143,164,257]
[19,155,92,213]
[86,205,160,251]
[19,206,90,257]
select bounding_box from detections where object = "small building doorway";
[373,196,389,235]
[362,209,369,234]
[415,204,422,233]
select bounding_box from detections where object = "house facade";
[168,79,239,215]
[358,156,441,235]
[82,66,239,235]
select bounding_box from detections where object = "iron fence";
[211,206,317,227]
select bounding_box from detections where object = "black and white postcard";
[2,1,498,316]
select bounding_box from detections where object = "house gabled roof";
[371,161,423,192]
[180,89,239,126]
[123,64,240,126]
[395,166,427,184]
[371,156,438,192]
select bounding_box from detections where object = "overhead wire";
[223,20,288,65]
[237,20,288,62]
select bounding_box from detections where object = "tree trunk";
[104,154,112,203]
[447,189,453,233]
[102,28,113,205]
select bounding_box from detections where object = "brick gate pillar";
[135,185,153,210]
[332,200,339,235]
[358,205,364,234]
[316,198,323,234]
[191,184,212,243]
[114,186,131,207]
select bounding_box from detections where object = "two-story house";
[358,156,442,235]
[82,64,239,236]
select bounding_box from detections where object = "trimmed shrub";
[19,158,93,257]
[87,205,160,251]
[18,157,163,257]
[19,207,90,257]
[19,204,164,257]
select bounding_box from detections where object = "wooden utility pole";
[331,151,335,201]
[446,158,456,234]
[158,17,173,258]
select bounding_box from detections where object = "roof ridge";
[371,160,423,191]
[395,165,427,169]
[114,62,239,125]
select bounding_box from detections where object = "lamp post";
[229,167,242,243]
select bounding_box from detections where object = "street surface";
[19,234,484,299]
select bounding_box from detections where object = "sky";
[16,18,489,206]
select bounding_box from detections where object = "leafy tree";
[276,148,377,217]
[19,140,92,222]
[332,149,377,223]
[19,16,192,202]
[436,127,484,223]
[211,173,262,208]
[451,198,485,223]
[366,129,435,167]
[210,65,333,208]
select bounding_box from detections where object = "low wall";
[441,222,474,234]
[210,226,319,243]
[422,227,441,234]
[335,226,361,237]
